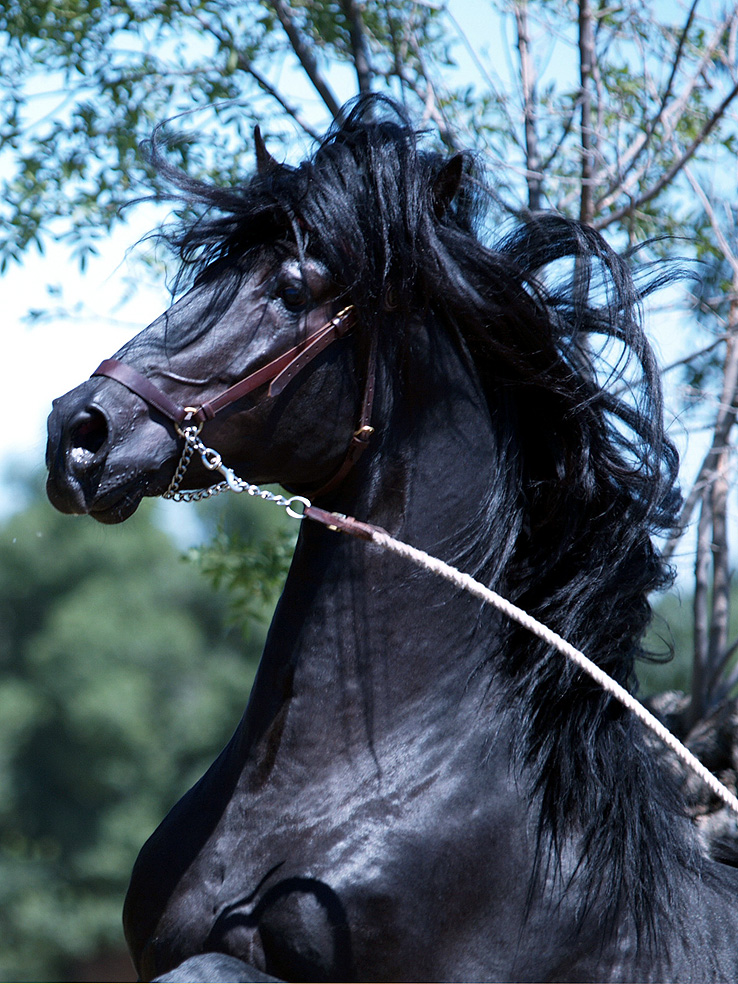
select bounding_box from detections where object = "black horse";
[46,96,738,982]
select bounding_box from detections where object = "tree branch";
[684,165,738,274]
[707,451,731,701]
[717,636,738,697]
[663,304,738,564]
[399,26,460,151]
[514,2,542,211]
[240,60,323,141]
[578,0,596,224]
[661,334,731,376]
[191,13,322,140]
[595,9,736,216]
[663,336,738,562]
[267,0,343,118]
[341,0,374,95]
[594,0,700,210]
[689,491,712,725]
[595,77,738,231]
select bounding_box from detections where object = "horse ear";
[254,125,279,175]
[432,154,464,218]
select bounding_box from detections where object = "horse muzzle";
[45,379,171,523]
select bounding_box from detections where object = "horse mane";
[145,95,697,945]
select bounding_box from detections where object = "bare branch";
[578,0,595,224]
[661,334,731,376]
[444,5,503,97]
[595,78,738,231]
[514,2,542,211]
[594,0,700,209]
[241,61,323,142]
[718,636,738,697]
[595,10,738,215]
[341,0,374,95]
[707,452,731,701]
[267,0,343,118]
[689,491,712,724]
[191,13,322,140]
[400,24,460,151]
[684,165,738,274]
[663,312,738,561]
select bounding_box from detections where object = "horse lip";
[88,479,148,524]
[45,470,90,516]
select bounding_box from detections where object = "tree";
[3,0,738,909]
[0,0,457,269]
[3,2,738,255]
[0,472,289,980]
[659,182,738,728]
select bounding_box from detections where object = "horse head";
[47,252,376,523]
[46,97,465,525]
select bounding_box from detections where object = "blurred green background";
[0,471,294,981]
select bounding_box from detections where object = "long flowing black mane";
[146,95,692,943]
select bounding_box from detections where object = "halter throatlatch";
[91,305,377,499]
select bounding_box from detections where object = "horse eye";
[279,282,309,312]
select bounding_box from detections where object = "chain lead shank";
[163,425,310,518]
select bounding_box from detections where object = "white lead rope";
[164,428,738,817]
[365,527,738,818]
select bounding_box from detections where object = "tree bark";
[268,0,342,118]
[578,0,595,224]
[690,492,712,726]
[514,2,542,212]
[342,0,374,95]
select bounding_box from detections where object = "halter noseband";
[91,304,377,499]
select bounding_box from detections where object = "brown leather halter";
[91,304,377,498]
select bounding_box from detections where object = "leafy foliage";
[4,0,734,272]
[192,522,296,633]
[0,475,282,980]
[0,0,455,271]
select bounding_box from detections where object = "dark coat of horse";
[45,97,738,982]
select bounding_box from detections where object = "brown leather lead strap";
[304,505,388,541]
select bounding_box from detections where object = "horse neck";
[251,321,509,739]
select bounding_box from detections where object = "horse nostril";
[69,407,109,457]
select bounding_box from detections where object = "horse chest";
[129,721,527,981]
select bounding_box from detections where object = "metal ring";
[285,496,311,520]
[224,468,245,493]
[176,411,204,438]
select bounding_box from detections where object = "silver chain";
[162,423,310,519]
